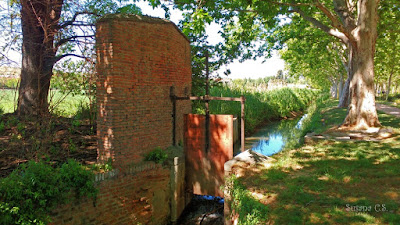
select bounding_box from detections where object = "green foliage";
[71,119,81,127]
[193,86,319,134]
[0,89,17,114]
[0,121,5,133]
[0,78,19,89]
[300,92,331,135]
[116,4,142,14]
[16,122,24,132]
[227,104,400,224]
[375,0,400,99]
[279,15,346,90]
[0,89,93,117]
[0,160,97,225]
[47,91,91,117]
[144,147,168,164]
[74,100,96,124]
[90,159,113,172]
[58,160,98,199]
[68,138,77,153]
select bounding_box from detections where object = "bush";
[0,78,19,89]
[0,160,98,225]
[144,147,168,164]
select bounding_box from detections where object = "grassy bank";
[230,99,400,224]
[193,86,320,134]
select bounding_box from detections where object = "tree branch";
[55,35,95,48]
[58,11,99,29]
[69,22,95,27]
[291,7,349,43]
[314,1,348,34]
[266,1,313,7]
[53,53,90,63]
[333,0,357,33]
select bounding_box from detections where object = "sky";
[135,1,285,79]
[2,1,285,79]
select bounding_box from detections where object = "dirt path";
[376,103,400,118]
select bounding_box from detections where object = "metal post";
[170,86,176,146]
[241,95,245,152]
[205,50,210,152]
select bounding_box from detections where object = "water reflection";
[252,134,284,156]
[242,114,308,156]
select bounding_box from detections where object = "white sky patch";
[137,1,285,79]
[217,52,285,79]
[2,0,286,79]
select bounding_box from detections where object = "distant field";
[0,89,91,117]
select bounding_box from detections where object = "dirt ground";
[0,114,97,177]
[376,103,400,118]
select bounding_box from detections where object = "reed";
[192,86,319,134]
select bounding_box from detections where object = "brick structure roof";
[97,14,189,42]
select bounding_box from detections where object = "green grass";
[0,89,18,114]
[378,100,400,110]
[0,89,91,117]
[376,93,400,109]
[230,99,400,225]
[193,86,320,134]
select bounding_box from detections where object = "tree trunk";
[18,0,63,116]
[338,44,352,108]
[342,0,381,130]
[331,80,338,98]
[338,75,350,107]
[338,72,344,100]
[385,66,394,101]
[338,52,348,107]
[334,83,338,99]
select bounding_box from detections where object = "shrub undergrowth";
[0,160,98,225]
[144,146,168,164]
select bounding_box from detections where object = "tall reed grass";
[192,86,320,134]
[0,89,91,118]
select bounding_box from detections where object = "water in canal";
[240,114,308,156]
[179,114,308,224]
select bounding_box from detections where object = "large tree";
[279,15,347,95]
[170,0,383,130]
[375,0,400,100]
[2,0,140,116]
[18,0,63,116]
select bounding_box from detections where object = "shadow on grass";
[230,102,400,225]
[315,100,399,130]
[234,138,400,224]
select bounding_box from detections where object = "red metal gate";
[184,114,234,197]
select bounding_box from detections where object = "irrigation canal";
[178,114,308,224]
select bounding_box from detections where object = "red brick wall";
[51,164,171,225]
[96,15,191,166]
[51,15,191,225]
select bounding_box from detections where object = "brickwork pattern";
[51,15,191,225]
[96,15,192,166]
[51,164,170,225]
